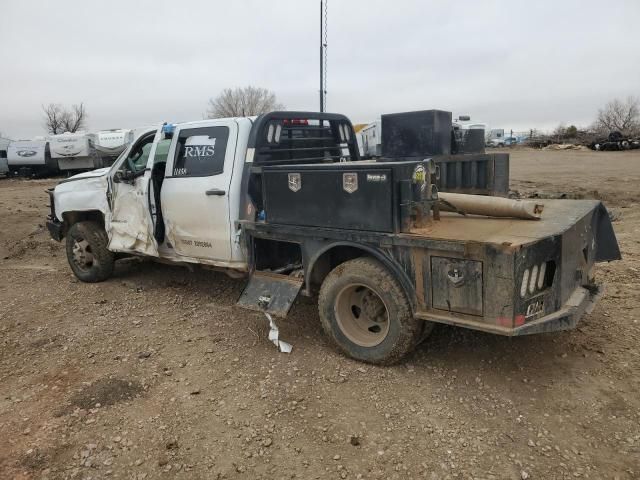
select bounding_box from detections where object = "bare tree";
[43,102,87,134]
[595,96,639,135]
[206,86,285,118]
[43,104,65,135]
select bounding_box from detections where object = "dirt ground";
[1,149,639,480]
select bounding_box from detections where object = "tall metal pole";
[319,0,324,112]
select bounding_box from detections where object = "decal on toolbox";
[288,173,301,192]
[343,172,358,193]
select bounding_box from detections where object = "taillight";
[520,261,555,298]
[529,265,538,294]
[520,269,530,298]
[537,262,547,289]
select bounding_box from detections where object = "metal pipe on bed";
[438,192,544,220]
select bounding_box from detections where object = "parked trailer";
[94,129,134,166]
[7,140,57,175]
[0,138,10,175]
[360,120,382,158]
[49,132,100,171]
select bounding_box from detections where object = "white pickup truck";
[47,111,620,364]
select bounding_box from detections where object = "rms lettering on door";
[185,143,216,158]
[173,140,217,176]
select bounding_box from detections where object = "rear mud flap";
[237,271,303,317]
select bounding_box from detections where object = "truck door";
[106,128,161,257]
[160,120,238,262]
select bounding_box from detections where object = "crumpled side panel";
[106,186,158,256]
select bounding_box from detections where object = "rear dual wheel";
[319,257,432,365]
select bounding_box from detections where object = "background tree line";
[39,89,637,142]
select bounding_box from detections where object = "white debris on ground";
[264,312,292,353]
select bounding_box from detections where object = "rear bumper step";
[416,284,603,336]
[510,285,603,336]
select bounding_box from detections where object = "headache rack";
[248,111,360,165]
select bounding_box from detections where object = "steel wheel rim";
[71,238,95,270]
[335,284,390,347]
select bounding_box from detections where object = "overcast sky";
[1,0,638,139]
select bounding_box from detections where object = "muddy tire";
[318,257,423,365]
[65,221,115,283]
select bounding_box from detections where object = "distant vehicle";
[7,140,57,175]
[487,136,520,147]
[0,138,10,175]
[359,120,381,157]
[590,131,640,151]
[49,132,100,171]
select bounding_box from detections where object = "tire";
[65,221,115,283]
[318,257,424,365]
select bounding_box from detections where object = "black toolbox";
[261,160,432,233]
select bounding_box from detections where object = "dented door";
[106,128,161,257]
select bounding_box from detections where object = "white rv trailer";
[49,132,99,171]
[0,138,10,175]
[7,140,57,174]
[94,129,134,166]
[359,120,382,158]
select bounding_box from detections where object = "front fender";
[53,175,110,222]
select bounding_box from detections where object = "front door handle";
[205,188,226,196]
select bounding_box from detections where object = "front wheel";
[318,257,425,365]
[65,221,115,282]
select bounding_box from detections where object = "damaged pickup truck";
[46,110,621,364]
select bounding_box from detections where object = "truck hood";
[58,167,110,183]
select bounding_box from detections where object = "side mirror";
[113,170,133,184]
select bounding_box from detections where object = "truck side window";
[153,139,172,164]
[172,126,229,177]
[124,134,154,173]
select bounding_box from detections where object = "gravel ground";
[0,148,639,479]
